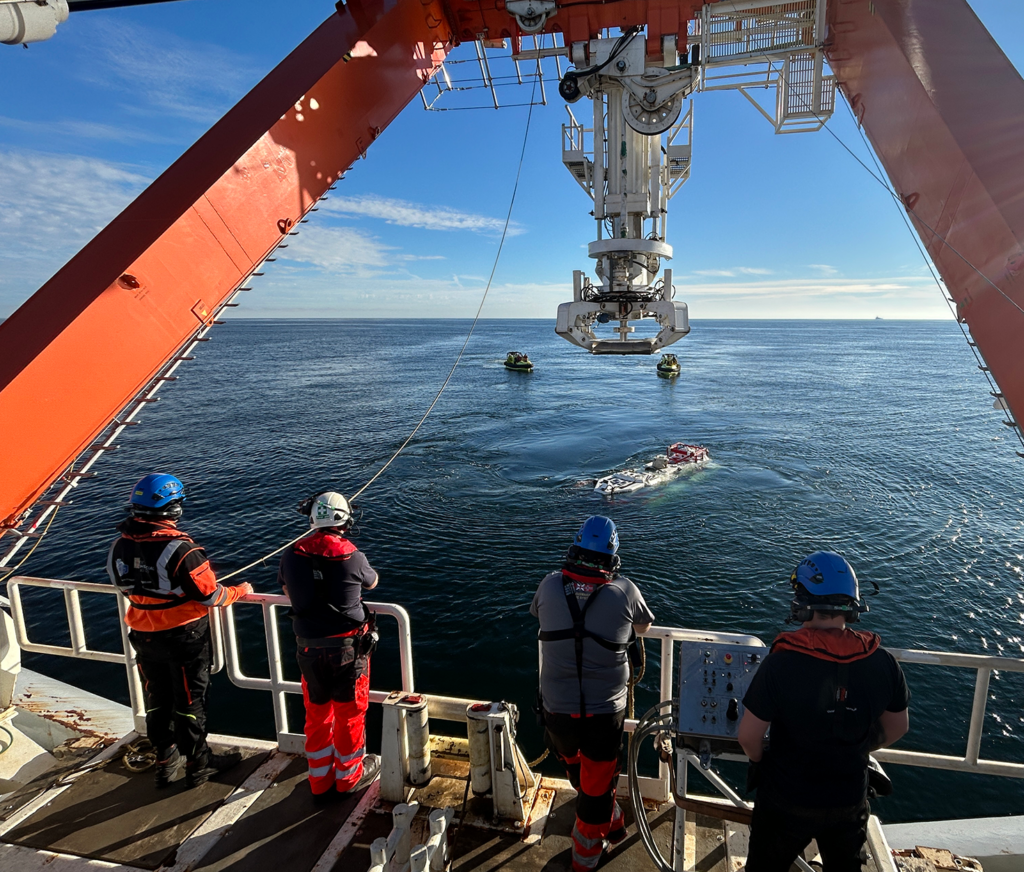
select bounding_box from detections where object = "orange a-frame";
[2,0,1023,533]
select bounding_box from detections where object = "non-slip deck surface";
[192,755,371,872]
[2,747,267,869]
[334,781,676,872]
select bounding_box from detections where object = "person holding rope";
[531,516,654,872]
[107,473,252,789]
[738,551,910,872]
[279,491,381,802]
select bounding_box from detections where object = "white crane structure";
[550,0,835,354]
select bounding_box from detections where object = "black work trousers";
[745,787,869,872]
[129,617,213,764]
[544,710,625,826]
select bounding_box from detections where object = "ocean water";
[15,318,1024,824]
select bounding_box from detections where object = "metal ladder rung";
[87,443,118,452]
[112,419,141,427]
[1003,420,1020,429]
[978,365,990,372]
[154,376,178,382]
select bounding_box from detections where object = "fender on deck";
[0,0,451,529]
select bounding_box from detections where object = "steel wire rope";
[219,79,539,584]
[764,52,1024,320]
[836,98,1024,453]
[763,51,1024,449]
[0,461,75,586]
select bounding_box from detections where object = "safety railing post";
[263,601,290,743]
[114,592,146,732]
[659,635,674,795]
[966,667,991,765]
[65,588,87,657]
[209,608,225,675]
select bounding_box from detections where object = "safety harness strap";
[113,582,188,610]
[541,582,630,718]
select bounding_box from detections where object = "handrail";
[7,576,1024,783]
[219,593,418,753]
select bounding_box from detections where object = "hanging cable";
[768,53,1024,320]
[837,98,1024,453]
[219,79,539,583]
[764,53,1024,452]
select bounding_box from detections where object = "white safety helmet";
[308,491,353,530]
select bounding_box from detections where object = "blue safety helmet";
[129,473,186,519]
[574,516,619,556]
[789,551,866,622]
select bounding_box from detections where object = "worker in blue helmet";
[738,551,911,872]
[531,517,654,872]
[107,474,252,789]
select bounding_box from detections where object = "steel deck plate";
[192,755,373,872]
[1,747,267,869]
[332,784,676,872]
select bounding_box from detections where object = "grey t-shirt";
[531,570,655,715]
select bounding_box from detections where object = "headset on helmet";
[298,491,354,530]
[787,550,868,624]
[128,473,186,520]
[567,516,621,572]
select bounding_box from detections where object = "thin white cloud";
[322,195,523,236]
[693,267,773,277]
[76,20,262,122]
[277,225,397,279]
[809,264,839,276]
[0,150,150,312]
[0,115,171,144]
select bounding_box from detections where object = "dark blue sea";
[16,319,1024,824]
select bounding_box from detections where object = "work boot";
[607,802,627,845]
[311,784,340,806]
[185,749,243,789]
[340,753,381,795]
[154,746,185,789]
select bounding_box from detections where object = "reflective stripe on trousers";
[301,670,370,793]
[571,819,605,871]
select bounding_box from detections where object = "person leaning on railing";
[737,552,911,872]
[532,516,654,872]
[278,491,381,803]
[107,474,252,789]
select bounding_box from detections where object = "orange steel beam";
[826,0,1024,438]
[0,1,450,530]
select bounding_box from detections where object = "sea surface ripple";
[18,318,1024,823]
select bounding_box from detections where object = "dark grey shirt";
[531,570,655,715]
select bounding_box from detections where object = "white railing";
[5,577,486,755]
[219,593,417,753]
[6,576,1024,786]
[877,647,1024,778]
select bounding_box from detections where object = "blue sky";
[0,0,1020,320]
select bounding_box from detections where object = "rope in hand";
[219,78,539,584]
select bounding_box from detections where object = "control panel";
[676,640,766,745]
